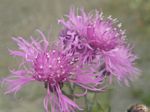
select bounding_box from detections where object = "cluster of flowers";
[2,8,139,112]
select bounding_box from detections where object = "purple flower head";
[2,30,104,112]
[58,8,140,85]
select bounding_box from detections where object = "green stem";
[68,83,75,100]
[84,95,89,112]
[89,93,97,112]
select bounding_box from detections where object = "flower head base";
[58,8,140,85]
[3,30,104,112]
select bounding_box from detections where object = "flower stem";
[68,83,75,100]
[84,95,89,112]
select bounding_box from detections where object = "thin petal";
[2,75,34,94]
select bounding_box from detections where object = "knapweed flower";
[2,30,104,112]
[58,8,139,85]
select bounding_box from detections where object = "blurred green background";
[0,0,150,112]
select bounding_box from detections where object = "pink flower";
[2,30,104,112]
[58,8,140,85]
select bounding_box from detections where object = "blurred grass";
[0,0,150,112]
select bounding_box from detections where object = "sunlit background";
[0,0,150,112]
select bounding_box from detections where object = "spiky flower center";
[86,25,120,51]
[33,50,73,85]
